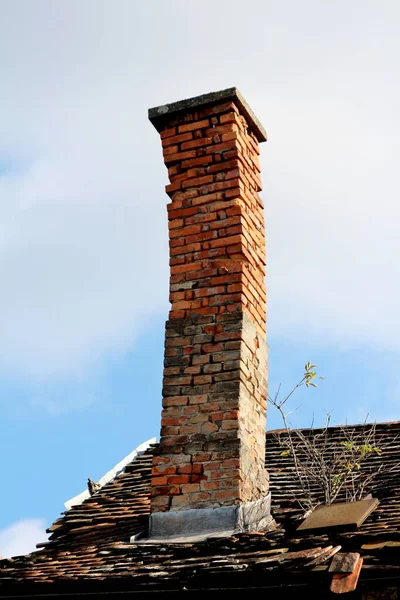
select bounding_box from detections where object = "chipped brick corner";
[149,88,269,520]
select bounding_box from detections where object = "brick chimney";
[148,88,270,539]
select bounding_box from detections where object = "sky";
[0,0,399,558]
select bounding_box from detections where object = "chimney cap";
[148,87,267,143]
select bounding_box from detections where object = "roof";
[0,422,399,595]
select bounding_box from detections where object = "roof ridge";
[267,420,400,436]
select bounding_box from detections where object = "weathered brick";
[178,464,193,475]
[162,396,189,407]
[198,101,237,117]
[221,420,239,430]
[153,485,180,496]
[181,136,212,150]
[201,481,219,491]
[178,119,210,133]
[189,394,208,405]
[190,413,209,424]
[181,483,201,493]
[152,465,176,476]
[164,150,197,165]
[162,132,193,147]
[151,92,268,515]
[167,475,190,485]
[201,422,218,434]
[151,476,168,486]
[190,492,211,502]
[160,127,176,139]
[182,175,214,189]
[215,489,239,501]
[192,453,211,462]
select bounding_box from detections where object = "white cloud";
[0,0,400,383]
[0,519,47,559]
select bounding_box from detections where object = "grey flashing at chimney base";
[148,87,267,143]
[135,494,272,543]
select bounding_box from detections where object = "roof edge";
[64,437,156,510]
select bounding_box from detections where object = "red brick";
[178,464,193,475]
[153,456,170,466]
[193,286,225,299]
[192,307,219,316]
[168,218,184,230]
[153,485,180,496]
[185,212,216,226]
[164,150,197,164]
[204,324,223,335]
[208,234,244,249]
[205,124,236,137]
[202,343,224,353]
[185,231,216,245]
[221,420,239,430]
[170,262,202,275]
[169,291,185,302]
[172,300,201,310]
[190,492,211,502]
[162,132,193,147]
[206,140,236,154]
[209,217,241,231]
[184,366,201,375]
[201,481,219,491]
[199,102,237,117]
[192,453,211,463]
[221,132,238,143]
[181,137,212,150]
[181,483,200,493]
[182,175,214,189]
[192,464,203,474]
[151,476,168,486]
[189,394,208,404]
[152,95,268,515]
[201,422,218,434]
[169,310,185,319]
[162,396,189,407]
[193,375,212,385]
[215,489,239,501]
[220,112,239,125]
[169,224,202,239]
[160,127,176,139]
[161,426,179,436]
[167,475,190,484]
[168,165,180,177]
[160,417,180,426]
[152,465,176,476]
[170,243,201,256]
[189,413,208,423]
[180,424,198,434]
[192,355,210,365]
[169,494,189,507]
[181,155,213,169]
[222,458,240,468]
[178,119,210,133]
[163,145,179,156]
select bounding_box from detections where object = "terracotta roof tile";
[0,422,399,592]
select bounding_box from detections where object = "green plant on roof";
[269,363,390,512]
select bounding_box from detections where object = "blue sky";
[0,0,399,557]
